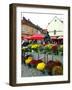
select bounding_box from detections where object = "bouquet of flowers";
[22,47,29,53]
[36,62,46,73]
[46,60,63,75]
[22,47,30,63]
[25,56,33,64]
[29,60,43,68]
[58,45,63,52]
[31,44,41,52]
[51,44,58,55]
[46,60,55,75]
[43,44,53,61]
[58,45,63,55]
[31,44,41,60]
[52,65,63,75]
[44,44,53,54]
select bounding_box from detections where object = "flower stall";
[21,34,63,75]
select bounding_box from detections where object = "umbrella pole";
[47,52,48,63]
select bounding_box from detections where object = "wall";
[22,24,38,36]
[47,17,63,36]
[0,0,72,90]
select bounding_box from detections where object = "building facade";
[46,16,63,37]
[21,17,46,37]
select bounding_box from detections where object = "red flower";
[46,60,55,71]
[54,60,63,67]
[29,60,43,67]
[52,44,58,52]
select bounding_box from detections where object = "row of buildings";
[21,17,47,37]
[21,16,63,38]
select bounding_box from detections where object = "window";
[22,26,26,32]
[55,19,57,22]
[54,30,56,35]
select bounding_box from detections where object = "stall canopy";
[31,34,44,40]
[51,36,57,40]
[22,34,44,40]
[23,36,33,40]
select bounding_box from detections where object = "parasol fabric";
[31,34,44,40]
[23,36,33,40]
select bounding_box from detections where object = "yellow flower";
[28,57,33,60]
[60,45,63,49]
[25,57,32,64]
[58,45,63,52]
[45,44,53,49]
[31,44,40,49]
[36,62,46,71]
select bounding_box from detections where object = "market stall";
[21,34,63,75]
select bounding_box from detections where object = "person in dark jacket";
[44,31,51,44]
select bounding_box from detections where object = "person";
[32,40,37,44]
[22,39,29,47]
[44,31,51,44]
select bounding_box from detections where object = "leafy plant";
[58,45,63,55]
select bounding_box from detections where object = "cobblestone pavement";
[21,64,48,77]
[21,54,63,77]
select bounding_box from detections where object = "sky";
[22,12,63,29]
[21,8,64,29]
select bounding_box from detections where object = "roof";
[47,16,63,25]
[21,17,43,30]
[21,17,48,35]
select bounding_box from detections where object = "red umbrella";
[31,34,44,40]
[24,36,32,40]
